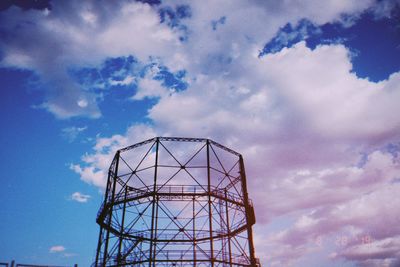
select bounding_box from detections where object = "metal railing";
[98,184,248,221]
[0,261,77,267]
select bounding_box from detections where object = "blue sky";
[0,0,400,266]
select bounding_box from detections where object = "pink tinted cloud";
[66,2,400,266]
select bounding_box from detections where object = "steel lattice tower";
[94,137,260,267]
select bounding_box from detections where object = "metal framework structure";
[94,137,260,267]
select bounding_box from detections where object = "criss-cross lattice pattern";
[94,137,260,267]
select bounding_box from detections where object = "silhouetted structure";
[94,137,260,266]
[0,261,77,267]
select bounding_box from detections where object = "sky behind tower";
[0,0,400,266]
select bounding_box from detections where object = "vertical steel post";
[219,198,226,264]
[95,227,105,266]
[206,140,215,266]
[239,155,256,266]
[192,194,196,267]
[103,151,121,265]
[148,138,159,267]
[224,189,233,267]
[153,195,160,267]
[117,186,128,261]
[96,154,118,266]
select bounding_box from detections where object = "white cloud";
[262,163,400,265]
[148,42,400,154]
[133,76,170,100]
[70,164,106,189]
[63,252,78,258]
[0,0,377,119]
[70,192,91,203]
[61,126,87,143]
[74,41,400,266]
[71,124,156,189]
[77,99,88,108]
[0,1,180,118]
[334,236,400,266]
[269,0,374,25]
[109,75,135,86]
[147,41,400,266]
[49,245,66,253]
[2,0,399,266]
